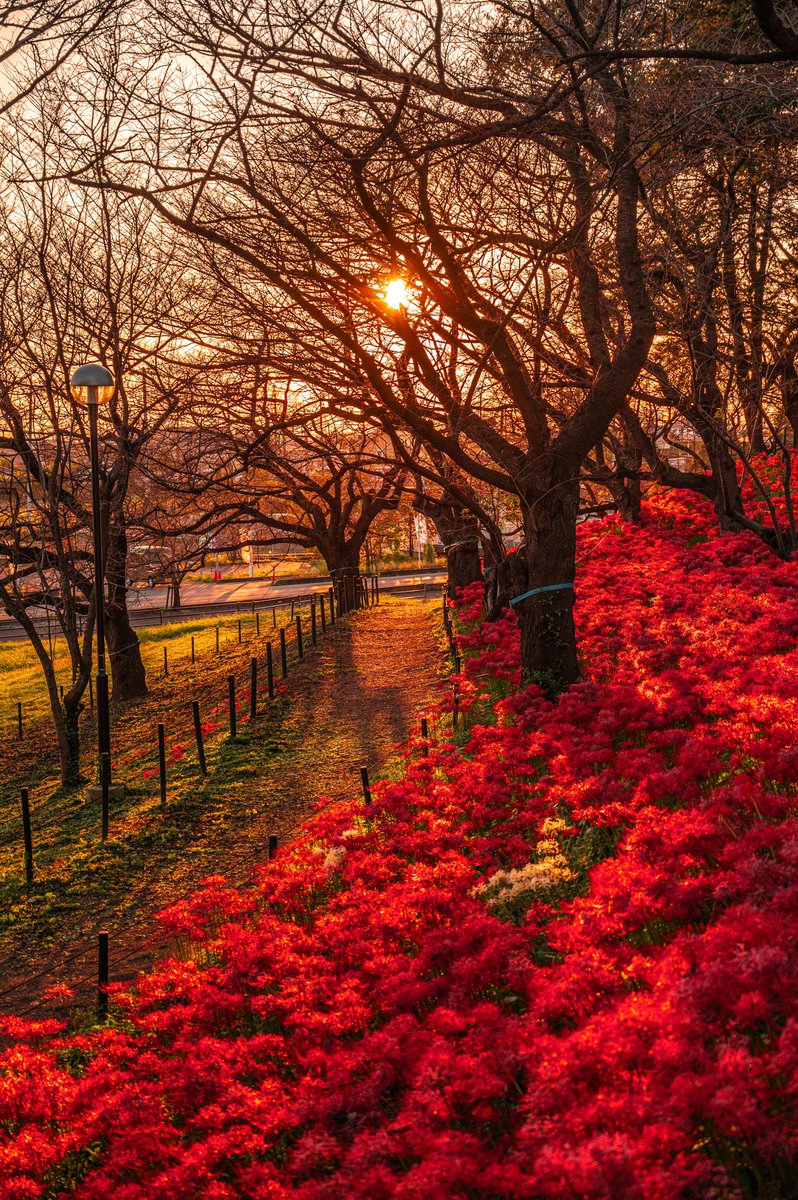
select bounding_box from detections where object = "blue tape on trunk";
[509,582,575,606]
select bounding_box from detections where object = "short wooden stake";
[256,611,261,636]
[266,642,275,699]
[360,765,372,807]
[157,722,167,805]
[250,657,257,719]
[20,787,33,884]
[420,716,429,756]
[296,614,303,659]
[279,627,288,677]
[268,834,278,860]
[272,606,277,628]
[192,701,207,776]
[97,931,109,1023]
[228,674,237,738]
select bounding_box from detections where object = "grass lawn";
[0,598,443,1011]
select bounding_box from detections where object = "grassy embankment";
[0,598,411,979]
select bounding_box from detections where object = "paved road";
[0,571,448,641]
[126,571,446,610]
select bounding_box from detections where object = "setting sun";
[383,277,409,309]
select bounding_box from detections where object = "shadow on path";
[0,599,443,1018]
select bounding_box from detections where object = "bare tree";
[56,0,675,692]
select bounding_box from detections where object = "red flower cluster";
[3,488,798,1198]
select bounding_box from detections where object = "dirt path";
[0,599,443,1018]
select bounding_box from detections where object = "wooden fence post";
[157,722,167,805]
[296,614,303,659]
[266,642,275,699]
[192,701,207,775]
[228,675,237,738]
[20,787,33,884]
[279,628,288,677]
[97,932,109,1023]
[360,766,372,807]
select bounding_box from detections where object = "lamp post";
[70,362,116,840]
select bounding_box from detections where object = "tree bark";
[687,408,746,531]
[105,515,148,702]
[515,477,580,696]
[423,504,483,597]
[483,478,580,696]
[322,543,362,612]
[605,425,643,522]
[61,693,84,787]
[779,348,798,443]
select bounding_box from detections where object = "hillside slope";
[2,494,798,1199]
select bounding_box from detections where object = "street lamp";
[70,362,116,839]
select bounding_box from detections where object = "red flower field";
[2,490,798,1199]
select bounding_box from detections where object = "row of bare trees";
[3,0,798,783]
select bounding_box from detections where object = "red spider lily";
[4,486,798,1198]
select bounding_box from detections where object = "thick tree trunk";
[742,394,766,454]
[779,350,798,445]
[447,539,483,595]
[106,516,148,702]
[609,431,643,522]
[438,516,482,597]
[485,478,580,697]
[416,499,483,597]
[608,479,641,523]
[515,479,580,696]
[323,543,362,613]
[689,411,746,532]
